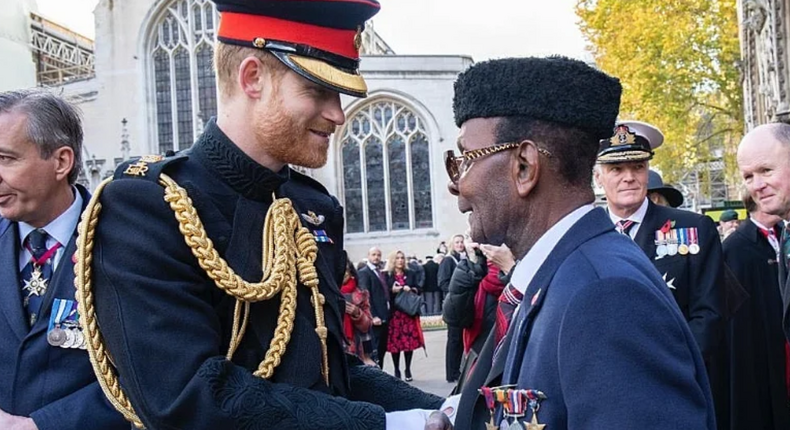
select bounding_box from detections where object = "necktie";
[616,219,638,237]
[493,283,523,357]
[757,225,781,255]
[20,229,57,327]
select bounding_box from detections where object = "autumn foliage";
[576,0,743,183]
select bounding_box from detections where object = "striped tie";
[616,219,637,237]
[493,283,523,357]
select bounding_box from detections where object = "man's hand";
[425,410,454,430]
[464,233,480,263]
[372,317,382,326]
[0,409,37,430]
[479,243,516,274]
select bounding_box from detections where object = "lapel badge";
[354,25,363,51]
[313,229,334,244]
[301,211,325,226]
[531,288,542,306]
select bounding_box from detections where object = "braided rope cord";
[75,174,328,429]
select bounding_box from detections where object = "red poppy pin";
[660,220,676,234]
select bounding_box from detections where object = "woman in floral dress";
[384,250,425,381]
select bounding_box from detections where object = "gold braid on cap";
[75,174,328,429]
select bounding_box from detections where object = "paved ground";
[380,328,456,397]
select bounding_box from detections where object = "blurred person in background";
[384,250,425,382]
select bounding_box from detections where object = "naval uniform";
[90,120,442,429]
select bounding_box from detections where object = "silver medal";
[62,329,76,348]
[667,243,678,256]
[47,327,66,347]
[71,330,84,349]
[656,244,668,258]
[689,243,700,255]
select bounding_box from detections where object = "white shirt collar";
[18,187,82,250]
[366,261,379,272]
[510,204,596,294]
[608,197,649,226]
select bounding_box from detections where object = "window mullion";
[405,132,415,230]
[168,49,179,151]
[360,137,369,233]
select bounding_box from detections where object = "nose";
[752,174,767,191]
[324,93,346,126]
[447,180,459,196]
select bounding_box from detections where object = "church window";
[340,100,434,233]
[148,0,218,153]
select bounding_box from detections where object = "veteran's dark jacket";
[90,120,442,429]
[632,200,728,429]
[0,185,127,430]
[723,219,790,430]
[455,208,715,430]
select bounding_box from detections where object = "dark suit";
[780,224,790,342]
[723,219,790,430]
[0,185,127,430]
[422,259,441,315]
[457,207,714,429]
[358,265,390,366]
[632,200,727,428]
[89,121,441,429]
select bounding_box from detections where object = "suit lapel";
[634,200,658,258]
[0,219,29,341]
[503,208,615,384]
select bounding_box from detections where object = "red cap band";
[218,12,360,59]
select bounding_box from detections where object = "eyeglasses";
[444,142,552,184]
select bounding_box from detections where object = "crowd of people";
[3,0,790,429]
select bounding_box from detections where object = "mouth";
[309,128,334,140]
[0,194,13,204]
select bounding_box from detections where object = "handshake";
[386,395,459,430]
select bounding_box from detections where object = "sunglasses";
[444,142,552,184]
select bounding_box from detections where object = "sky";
[34,0,590,62]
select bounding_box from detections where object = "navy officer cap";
[452,56,622,139]
[212,0,380,97]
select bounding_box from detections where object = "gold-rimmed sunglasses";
[444,142,552,184]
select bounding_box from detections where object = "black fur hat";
[452,56,622,139]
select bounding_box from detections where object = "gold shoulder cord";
[75,174,329,429]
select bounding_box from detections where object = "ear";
[237,56,266,99]
[52,146,74,183]
[513,140,541,198]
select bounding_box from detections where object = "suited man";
[449,57,713,429]
[723,193,790,430]
[0,89,126,429]
[595,120,727,429]
[422,255,441,315]
[357,246,390,368]
[737,123,790,341]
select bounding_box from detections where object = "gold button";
[253,38,266,48]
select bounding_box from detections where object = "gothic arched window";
[340,100,434,233]
[148,0,218,154]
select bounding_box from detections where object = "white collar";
[510,204,596,294]
[366,261,379,271]
[18,187,82,248]
[608,197,649,226]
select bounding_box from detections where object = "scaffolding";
[29,13,95,86]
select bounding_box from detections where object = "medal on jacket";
[655,230,668,259]
[23,267,48,298]
[678,228,689,255]
[524,390,547,430]
[479,387,499,430]
[689,228,700,254]
[667,229,679,256]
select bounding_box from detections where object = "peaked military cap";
[212,0,380,97]
[597,120,664,164]
[452,56,622,139]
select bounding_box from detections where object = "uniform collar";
[192,118,290,202]
[18,186,82,249]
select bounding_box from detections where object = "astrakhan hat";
[452,56,622,139]
[212,0,380,97]
[597,120,663,164]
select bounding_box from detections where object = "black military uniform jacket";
[91,119,441,429]
[632,200,728,429]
